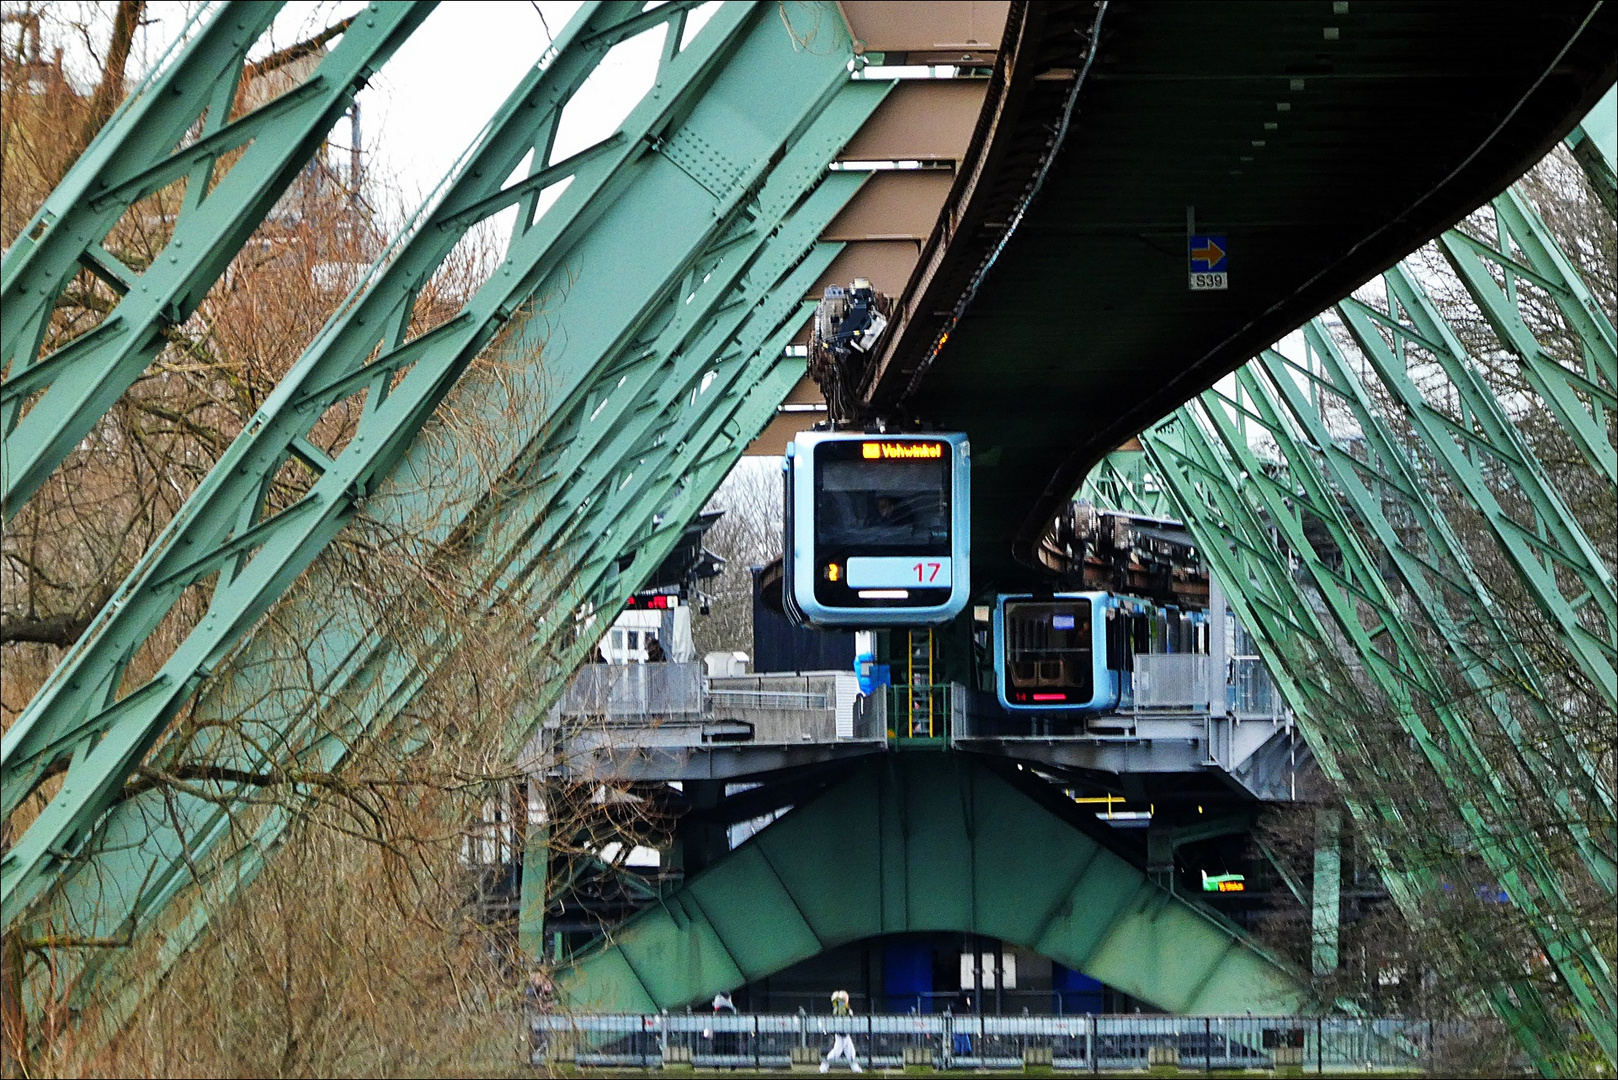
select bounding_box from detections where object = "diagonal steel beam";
[1262,333,1614,844]
[0,2,436,518]
[1,0,769,923]
[14,37,885,1037]
[1188,373,1615,1051]
[1337,269,1617,708]
[1438,190,1615,486]
[1133,426,1574,1073]
[1564,85,1616,213]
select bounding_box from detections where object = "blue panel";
[1053,963,1105,1015]
[1188,234,1228,272]
[846,555,953,589]
[883,939,934,1015]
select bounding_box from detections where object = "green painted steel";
[5,0,702,916]
[0,1,436,518]
[1181,374,1613,1060]
[1108,149,1618,1068]
[1075,448,1175,518]
[5,2,888,1036]
[1337,268,1617,711]
[1439,189,1615,488]
[1565,85,1616,212]
[519,783,548,961]
[2,0,852,923]
[1254,337,1615,886]
[1310,809,1340,978]
[1130,423,1428,913]
[1133,423,1575,1074]
[562,755,1306,1016]
[3,0,1609,1063]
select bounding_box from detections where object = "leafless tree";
[691,458,784,661]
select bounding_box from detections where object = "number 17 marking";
[913,562,942,583]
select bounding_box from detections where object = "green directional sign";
[1201,870,1246,893]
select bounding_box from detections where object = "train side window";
[1106,607,1126,672]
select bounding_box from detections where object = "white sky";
[12,0,692,223]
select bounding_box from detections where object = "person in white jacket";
[820,990,863,1073]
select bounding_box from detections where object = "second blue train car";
[993,591,1208,714]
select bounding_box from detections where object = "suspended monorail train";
[783,431,970,628]
[993,591,1208,713]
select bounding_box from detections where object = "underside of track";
[856,0,1615,582]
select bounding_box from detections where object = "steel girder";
[1439,190,1615,488]
[1336,268,1616,710]
[1073,102,1616,1077]
[1256,336,1614,879]
[2,0,743,918]
[1179,369,1614,1056]
[1075,449,1175,518]
[1310,808,1340,978]
[1564,85,1615,214]
[2,0,878,942]
[0,1,436,518]
[8,22,888,1043]
[52,304,832,1040]
[1118,157,1618,1063]
[1131,423,1426,911]
[561,755,1306,1016]
[1134,423,1573,1073]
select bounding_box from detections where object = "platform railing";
[557,662,707,718]
[529,1012,1455,1072]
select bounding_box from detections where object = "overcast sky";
[17,0,697,222]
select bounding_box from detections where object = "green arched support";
[562,755,1306,1015]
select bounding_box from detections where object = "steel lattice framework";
[1106,128,1617,1072]
[1,0,892,1035]
[1,2,436,517]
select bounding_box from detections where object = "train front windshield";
[815,460,948,548]
[1003,598,1094,705]
[812,440,951,609]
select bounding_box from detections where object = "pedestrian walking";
[821,989,863,1073]
[711,989,739,1056]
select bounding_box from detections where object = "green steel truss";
[1181,367,1611,1046]
[0,0,436,518]
[1105,142,1617,1070]
[1137,420,1581,1074]
[1075,447,1176,518]
[2,0,890,1026]
[1336,268,1615,710]
[563,756,1307,1016]
[1564,85,1616,215]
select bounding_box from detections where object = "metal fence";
[1132,654,1211,710]
[1230,654,1282,718]
[881,683,963,738]
[558,662,706,718]
[531,1012,1451,1072]
[708,688,831,711]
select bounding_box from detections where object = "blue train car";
[993,592,1206,714]
[784,431,970,628]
